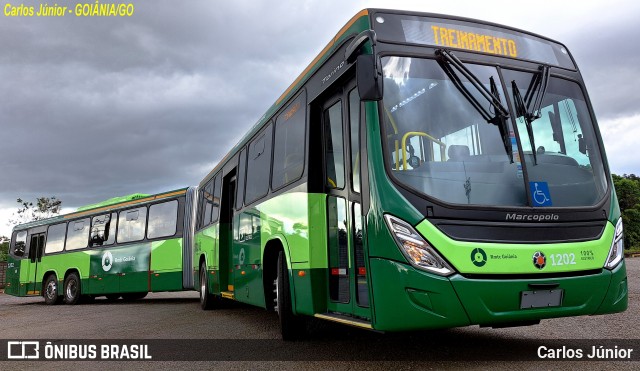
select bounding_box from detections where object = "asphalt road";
[1,258,638,369]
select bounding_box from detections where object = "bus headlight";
[605,218,624,270]
[384,214,454,276]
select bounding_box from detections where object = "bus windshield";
[381,56,608,207]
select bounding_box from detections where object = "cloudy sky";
[1,0,639,236]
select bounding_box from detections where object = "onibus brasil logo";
[102,251,113,272]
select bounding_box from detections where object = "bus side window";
[66,218,90,251]
[11,231,27,257]
[272,93,306,190]
[90,213,116,247]
[212,173,222,223]
[203,180,214,227]
[45,223,66,254]
[236,148,247,210]
[147,200,178,239]
[245,123,273,204]
[118,207,147,243]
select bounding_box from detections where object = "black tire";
[105,294,121,301]
[122,292,148,301]
[276,251,305,340]
[63,272,81,305]
[200,263,217,310]
[43,274,61,305]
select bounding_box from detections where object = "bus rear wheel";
[200,263,217,310]
[63,272,81,305]
[43,274,61,305]
[275,251,305,340]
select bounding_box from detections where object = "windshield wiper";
[436,49,512,163]
[524,65,550,121]
[489,76,513,164]
[511,65,550,165]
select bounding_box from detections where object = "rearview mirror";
[345,30,383,101]
[578,134,587,154]
[357,54,383,101]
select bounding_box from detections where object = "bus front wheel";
[43,274,61,305]
[63,272,81,305]
[275,251,305,340]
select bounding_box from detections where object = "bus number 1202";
[550,253,576,266]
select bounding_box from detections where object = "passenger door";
[219,169,238,297]
[322,79,371,319]
[26,233,45,295]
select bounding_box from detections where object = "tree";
[8,196,62,227]
[612,174,640,250]
[0,236,8,262]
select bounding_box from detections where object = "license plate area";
[520,289,563,309]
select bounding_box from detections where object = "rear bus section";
[4,187,197,304]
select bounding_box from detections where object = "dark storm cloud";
[563,11,640,121]
[0,0,347,211]
[2,0,639,223]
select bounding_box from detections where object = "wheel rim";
[66,280,77,300]
[46,280,56,300]
[200,270,206,303]
[274,275,280,314]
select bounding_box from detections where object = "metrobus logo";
[102,251,113,272]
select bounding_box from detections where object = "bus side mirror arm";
[345,30,383,101]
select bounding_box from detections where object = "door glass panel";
[327,196,349,303]
[236,149,247,210]
[353,203,369,307]
[348,88,361,193]
[324,102,345,189]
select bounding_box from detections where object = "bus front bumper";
[368,258,628,332]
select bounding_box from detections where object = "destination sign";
[374,13,576,69]
[429,25,518,58]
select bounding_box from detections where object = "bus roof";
[11,187,189,233]
[76,193,150,211]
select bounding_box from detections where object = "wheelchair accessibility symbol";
[529,182,552,206]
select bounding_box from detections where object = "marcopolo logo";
[102,251,113,272]
[506,213,559,222]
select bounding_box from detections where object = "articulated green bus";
[193,9,627,339]
[6,188,197,304]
